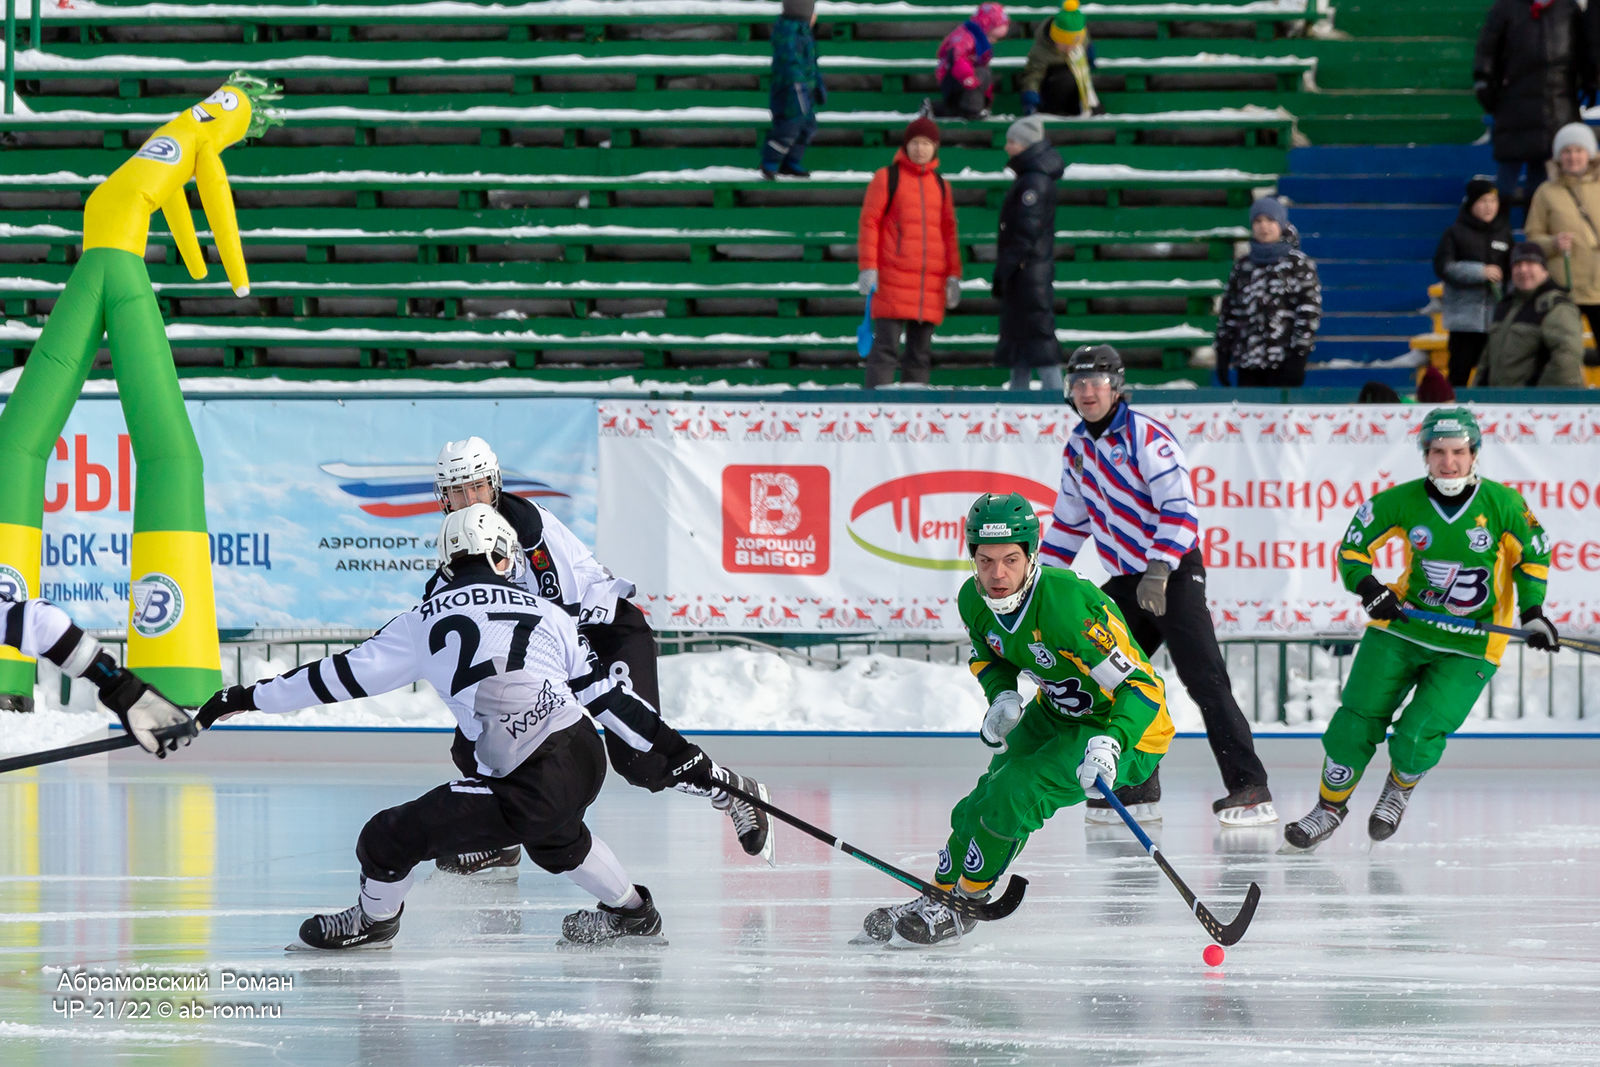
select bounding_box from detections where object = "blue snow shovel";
[856,288,875,358]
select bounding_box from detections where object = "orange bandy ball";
[1203,944,1225,967]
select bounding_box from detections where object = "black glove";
[1357,576,1403,621]
[664,744,715,791]
[83,652,197,756]
[1473,79,1497,113]
[1520,607,1559,652]
[197,684,257,729]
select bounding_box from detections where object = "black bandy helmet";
[1064,344,1125,406]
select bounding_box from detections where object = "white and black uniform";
[252,560,652,879]
[0,593,109,684]
[425,494,695,792]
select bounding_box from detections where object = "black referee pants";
[1101,549,1270,795]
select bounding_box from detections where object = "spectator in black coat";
[1433,176,1514,387]
[1473,0,1594,207]
[992,115,1064,391]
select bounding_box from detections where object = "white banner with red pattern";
[595,401,1600,638]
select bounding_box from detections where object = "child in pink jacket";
[935,3,1010,120]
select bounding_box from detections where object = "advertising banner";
[597,401,1600,638]
[6,397,597,630]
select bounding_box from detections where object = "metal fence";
[43,628,1594,725]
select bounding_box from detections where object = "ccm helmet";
[964,492,1042,615]
[1418,407,1481,495]
[435,436,502,512]
[1064,344,1125,405]
[437,503,519,575]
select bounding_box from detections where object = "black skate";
[1368,771,1420,842]
[0,693,34,714]
[889,893,979,948]
[714,771,774,866]
[560,884,667,947]
[291,903,402,951]
[435,845,521,879]
[1085,766,1162,825]
[1280,799,1348,853]
[852,895,924,945]
[1213,784,1278,827]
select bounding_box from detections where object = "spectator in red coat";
[857,114,962,387]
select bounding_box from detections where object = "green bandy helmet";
[1418,407,1481,452]
[1418,407,1481,495]
[965,493,1042,614]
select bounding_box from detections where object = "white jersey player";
[197,505,694,949]
[429,437,772,874]
[1,594,196,756]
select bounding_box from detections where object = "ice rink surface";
[2,732,1598,1066]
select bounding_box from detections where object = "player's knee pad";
[526,824,593,874]
[355,811,412,882]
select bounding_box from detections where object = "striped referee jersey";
[1039,401,1200,576]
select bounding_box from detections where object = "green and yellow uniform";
[941,566,1175,891]
[1320,475,1550,800]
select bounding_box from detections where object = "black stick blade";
[948,875,1028,922]
[1197,880,1261,946]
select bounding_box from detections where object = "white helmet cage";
[437,503,520,574]
[435,436,502,512]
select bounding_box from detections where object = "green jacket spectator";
[1477,242,1586,387]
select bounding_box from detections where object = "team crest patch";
[1082,620,1115,653]
[935,847,953,879]
[1408,525,1432,550]
[1069,452,1084,475]
[963,839,984,874]
[531,546,551,570]
[1028,641,1056,669]
[1354,501,1375,527]
[134,136,181,164]
[130,573,184,638]
[1109,444,1126,465]
[985,631,1004,657]
[0,563,27,601]
[1021,189,1039,207]
[1466,526,1492,552]
[1321,758,1355,788]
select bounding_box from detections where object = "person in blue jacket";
[760,0,825,179]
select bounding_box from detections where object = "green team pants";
[937,698,1163,889]
[1318,627,1495,801]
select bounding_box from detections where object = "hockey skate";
[559,884,667,947]
[851,895,924,945]
[714,770,774,866]
[1279,799,1348,853]
[435,845,521,880]
[1213,784,1279,827]
[889,892,979,948]
[290,903,402,951]
[1368,771,1421,842]
[1084,767,1162,825]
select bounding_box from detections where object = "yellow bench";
[1411,282,1600,386]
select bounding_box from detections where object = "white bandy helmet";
[437,503,519,575]
[435,436,502,512]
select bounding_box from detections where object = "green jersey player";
[1283,407,1558,851]
[859,492,1175,946]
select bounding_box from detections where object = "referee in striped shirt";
[1040,345,1275,827]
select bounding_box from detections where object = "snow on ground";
[6,639,1594,758]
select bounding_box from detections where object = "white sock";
[359,871,413,920]
[564,836,640,909]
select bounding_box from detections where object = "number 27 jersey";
[251,567,595,777]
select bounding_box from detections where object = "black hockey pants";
[583,598,697,791]
[1100,548,1270,794]
[355,720,606,880]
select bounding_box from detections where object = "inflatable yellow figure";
[0,75,281,708]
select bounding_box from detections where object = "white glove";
[980,691,1024,750]
[857,268,878,295]
[1077,734,1121,798]
[945,276,962,309]
[123,690,198,757]
[1136,560,1171,616]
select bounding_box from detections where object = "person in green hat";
[1018,0,1104,116]
[1283,407,1559,852]
[855,491,1175,947]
